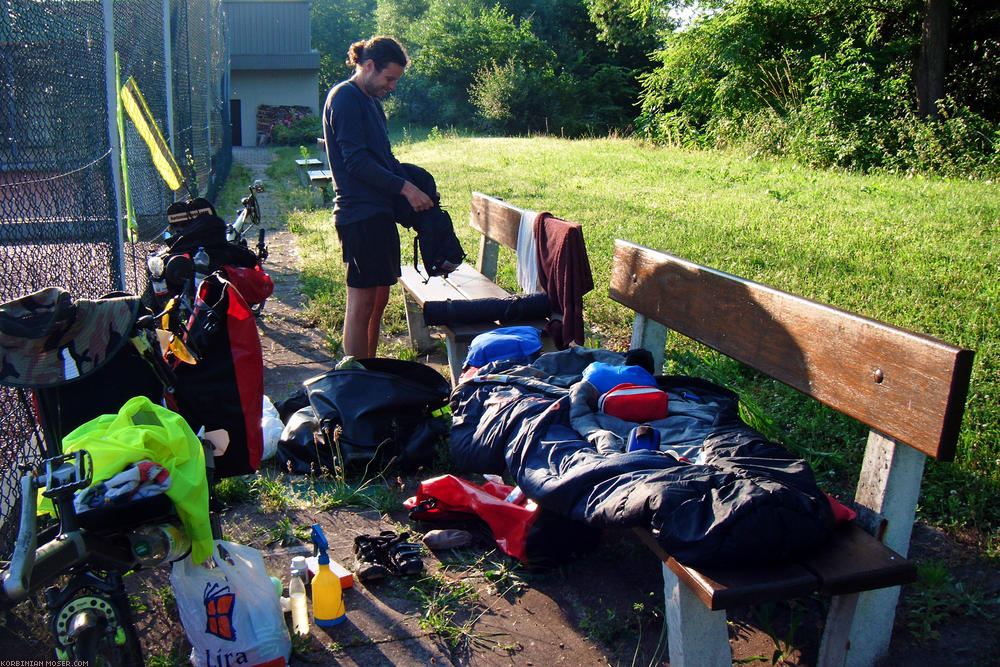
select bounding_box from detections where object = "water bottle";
[626,425,660,452]
[192,246,210,292]
[147,253,169,303]
[128,522,190,566]
[289,563,310,636]
[291,555,309,582]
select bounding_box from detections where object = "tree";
[384,0,556,127]
[311,0,377,94]
[915,0,950,119]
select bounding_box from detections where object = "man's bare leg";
[344,286,378,357]
[366,285,391,357]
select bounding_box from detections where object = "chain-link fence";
[0,0,231,558]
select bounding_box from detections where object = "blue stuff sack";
[582,361,657,395]
[464,326,543,368]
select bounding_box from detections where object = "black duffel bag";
[302,358,451,471]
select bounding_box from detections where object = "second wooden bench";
[398,192,550,385]
[609,239,973,666]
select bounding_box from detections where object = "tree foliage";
[367,0,646,135]
[306,0,997,174]
[311,0,377,94]
[635,0,999,175]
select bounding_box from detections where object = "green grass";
[905,560,995,641]
[264,134,1000,552]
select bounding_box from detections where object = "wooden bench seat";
[635,521,916,611]
[306,168,332,186]
[294,158,322,186]
[306,169,332,205]
[400,263,546,382]
[609,239,973,666]
[399,192,553,385]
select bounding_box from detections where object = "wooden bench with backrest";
[310,139,333,203]
[398,192,551,385]
[608,239,973,666]
[294,158,323,187]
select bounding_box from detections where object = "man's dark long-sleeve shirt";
[322,79,406,226]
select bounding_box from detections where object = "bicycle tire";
[53,593,143,667]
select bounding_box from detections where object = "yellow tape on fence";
[120,77,183,191]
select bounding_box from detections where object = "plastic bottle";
[310,524,344,626]
[289,569,310,636]
[128,522,190,566]
[626,424,660,452]
[192,246,210,291]
[146,253,169,303]
[291,555,309,582]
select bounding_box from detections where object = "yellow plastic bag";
[60,396,212,562]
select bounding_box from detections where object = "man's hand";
[401,180,434,212]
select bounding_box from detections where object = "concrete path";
[230,147,458,664]
[232,147,334,404]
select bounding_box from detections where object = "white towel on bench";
[516,208,543,294]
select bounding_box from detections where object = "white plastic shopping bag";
[260,395,282,461]
[170,540,291,667]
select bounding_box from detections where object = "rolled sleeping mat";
[423,293,552,327]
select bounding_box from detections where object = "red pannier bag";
[598,383,669,422]
[168,272,264,478]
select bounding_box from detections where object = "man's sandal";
[387,532,424,576]
[353,531,396,583]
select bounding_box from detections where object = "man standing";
[322,36,433,358]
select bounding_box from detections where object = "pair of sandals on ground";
[353,531,423,583]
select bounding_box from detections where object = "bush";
[268,114,322,147]
[469,59,580,135]
[883,99,1000,178]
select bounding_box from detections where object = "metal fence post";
[163,0,176,158]
[102,0,126,289]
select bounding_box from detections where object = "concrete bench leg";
[662,564,730,667]
[819,433,925,666]
[445,336,468,388]
[403,292,434,353]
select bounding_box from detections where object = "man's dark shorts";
[336,213,401,288]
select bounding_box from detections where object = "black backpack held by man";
[395,163,465,281]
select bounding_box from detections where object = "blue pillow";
[582,361,657,395]
[464,326,543,368]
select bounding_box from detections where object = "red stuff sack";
[598,383,669,422]
[404,474,600,566]
[405,475,537,562]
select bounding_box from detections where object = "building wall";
[226,0,313,54]
[230,69,319,145]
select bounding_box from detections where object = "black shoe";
[387,532,424,576]
[353,531,396,583]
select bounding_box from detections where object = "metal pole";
[102,0,126,290]
[163,0,176,159]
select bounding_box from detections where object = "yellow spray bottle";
[310,523,345,626]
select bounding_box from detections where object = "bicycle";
[227,181,268,263]
[0,292,216,665]
[225,181,269,315]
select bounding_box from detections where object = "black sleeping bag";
[449,349,834,568]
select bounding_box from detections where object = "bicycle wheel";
[52,593,143,666]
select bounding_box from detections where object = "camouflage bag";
[0,287,140,389]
